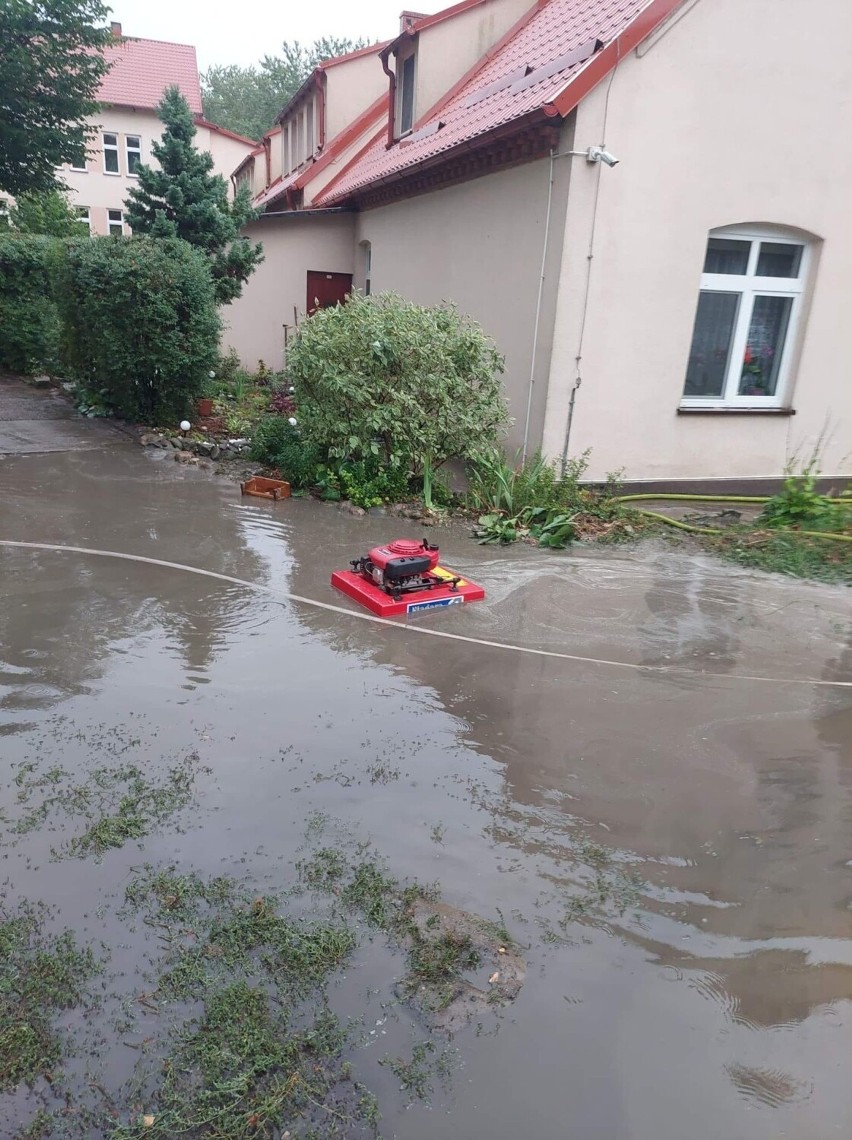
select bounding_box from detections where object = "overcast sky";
[111,0,443,69]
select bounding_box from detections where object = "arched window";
[682,226,809,408]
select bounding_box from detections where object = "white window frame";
[102,132,120,175]
[395,48,416,139]
[76,207,91,232]
[126,135,142,176]
[107,209,124,236]
[681,225,809,410]
[69,153,88,173]
[363,241,372,296]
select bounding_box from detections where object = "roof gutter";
[275,67,321,125]
[326,107,553,203]
[256,207,355,218]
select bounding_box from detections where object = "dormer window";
[397,49,416,137]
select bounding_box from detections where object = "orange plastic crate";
[240,476,291,500]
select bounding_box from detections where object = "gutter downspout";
[522,148,556,461]
[380,47,396,148]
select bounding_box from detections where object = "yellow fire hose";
[612,493,852,542]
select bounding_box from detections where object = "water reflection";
[0,452,271,727]
[282,514,852,1049]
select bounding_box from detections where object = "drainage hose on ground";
[612,493,852,542]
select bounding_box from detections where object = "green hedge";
[58,237,220,423]
[0,235,61,374]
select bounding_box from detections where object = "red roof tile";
[99,37,202,114]
[253,169,302,209]
[195,118,259,146]
[317,0,680,204]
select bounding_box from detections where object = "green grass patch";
[115,868,373,1137]
[299,851,510,1022]
[704,530,852,585]
[109,982,375,1139]
[9,752,203,858]
[379,1040,456,1103]
[0,907,97,1091]
[124,867,355,1003]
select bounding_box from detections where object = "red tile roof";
[275,41,392,126]
[253,93,387,207]
[254,169,302,209]
[99,36,202,114]
[317,0,681,205]
[195,118,259,146]
[321,39,393,68]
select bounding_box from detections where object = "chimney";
[399,11,426,33]
[110,21,122,37]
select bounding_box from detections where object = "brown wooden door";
[306,271,353,315]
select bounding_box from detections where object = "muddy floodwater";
[1,442,851,1138]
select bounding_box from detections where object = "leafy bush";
[57,237,219,423]
[288,292,508,507]
[0,234,61,373]
[1,190,88,238]
[338,457,411,509]
[760,467,850,533]
[270,389,296,416]
[249,418,321,489]
[216,346,242,383]
[468,450,582,516]
[476,507,576,549]
[469,449,627,548]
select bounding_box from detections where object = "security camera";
[586,146,619,167]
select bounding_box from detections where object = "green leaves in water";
[0,907,98,1092]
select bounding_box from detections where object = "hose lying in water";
[612,494,852,542]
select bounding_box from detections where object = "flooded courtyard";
[1,430,851,1137]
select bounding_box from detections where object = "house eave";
[328,110,560,209]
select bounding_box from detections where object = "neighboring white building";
[59,22,256,236]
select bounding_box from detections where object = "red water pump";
[350,538,459,601]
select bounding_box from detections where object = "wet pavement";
[1,411,851,1137]
[0,375,126,455]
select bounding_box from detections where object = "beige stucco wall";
[324,54,388,140]
[303,126,386,206]
[60,107,160,235]
[414,0,533,118]
[60,108,253,234]
[221,214,356,369]
[198,127,256,191]
[355,145,572,454]
[541,0,852,481]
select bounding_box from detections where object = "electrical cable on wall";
[560,37,622,475]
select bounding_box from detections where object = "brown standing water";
[1,441,850,1138]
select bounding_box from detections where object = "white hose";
[1,539,850,690]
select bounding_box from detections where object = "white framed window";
[396,50,416,137]
[295,112,304,165]
[70,151,87,172]
[126,135,141,175]
[76,207,91,231]
[682,226,808,408]
[108,209,124,236]
[362,241,372,296]
[306,101,314,158]
[280,124,289,174]
[103,132,120,174]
